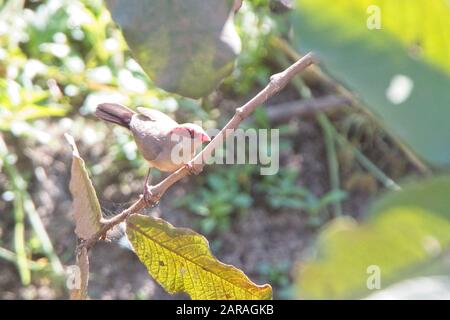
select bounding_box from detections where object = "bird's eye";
[187,128,195,139]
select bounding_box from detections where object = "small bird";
[95,103,211,201]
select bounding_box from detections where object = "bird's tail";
[95,103,135,129]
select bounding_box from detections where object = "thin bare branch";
[77,52,317,253]
[265,95,351,123]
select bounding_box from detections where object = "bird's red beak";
[201,133,211,143]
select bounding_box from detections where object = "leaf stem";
[318,113,343,217]
[0,246,45,271]
[22,193,64,275]
[13,192,31,285]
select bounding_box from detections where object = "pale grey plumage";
[95,103,209,173]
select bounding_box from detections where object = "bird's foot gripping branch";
[66,53,317,300]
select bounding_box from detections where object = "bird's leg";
[144,167,152,187]
[143,168,159,205]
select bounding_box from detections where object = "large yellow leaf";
[66,134,104,240]
[296,0,450,74]
[126,214,272,300]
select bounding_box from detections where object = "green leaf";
[66,134,104,240]
[291,0,450,167]
[317,190,348,208]
[105,0,241,98]
[126,214,272,300]
[0,80,68,130]
[295,175,450,299]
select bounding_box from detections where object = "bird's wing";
[130,116,164,161]
[137,107,178,126]
[132,107,178,163]
[136,135,163,162]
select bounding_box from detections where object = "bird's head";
[169,123,211,143]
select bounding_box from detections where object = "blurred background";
[0,0,449,299]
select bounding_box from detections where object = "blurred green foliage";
[256,168,347,218]
[177,164,348,234]
[292,0,450,167]
[297,175,450,299]
[175,165,254,234]
[0,0,185,139]
[223,1,274,94]
[257,260,292,298]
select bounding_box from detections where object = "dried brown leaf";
[65,134,103,240]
